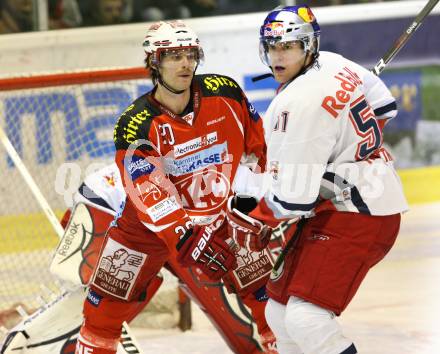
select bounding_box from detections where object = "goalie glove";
[176,225,237,281]
[226,195,272,252]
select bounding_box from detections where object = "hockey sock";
[75,327,119,354]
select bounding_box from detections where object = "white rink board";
[0,1,438,81]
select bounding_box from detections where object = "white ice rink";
[133,202,440,354]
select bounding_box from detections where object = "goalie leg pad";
[51,203,115,285]
[0,289,86,354]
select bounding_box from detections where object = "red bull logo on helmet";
[298,7,315,23]
[264,22,285,37]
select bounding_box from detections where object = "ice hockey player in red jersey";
[226,5,408,354]
[75,20,277,354]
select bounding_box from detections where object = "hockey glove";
[176,225,237,281]
[226,195,272,252]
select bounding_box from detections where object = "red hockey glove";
[176,225,237,281]
[226,196,272,252]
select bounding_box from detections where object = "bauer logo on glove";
[190,226,213,260]
[176,225,237,280]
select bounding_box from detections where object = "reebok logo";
[309,234,330,241]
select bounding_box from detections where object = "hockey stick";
[271,217,306,278]
[0,125,65,237]
[0,125,144,354]
[372,0,440,76]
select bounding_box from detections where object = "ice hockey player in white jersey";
[226,4,408,354]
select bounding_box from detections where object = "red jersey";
[113,74,266,251]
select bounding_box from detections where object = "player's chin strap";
[158,74,186,94]
[157,64,199,95]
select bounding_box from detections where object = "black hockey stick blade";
[252,73,274,82]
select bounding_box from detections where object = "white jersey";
[259,51,408,217]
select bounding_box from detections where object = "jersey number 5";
[349,96,382,161]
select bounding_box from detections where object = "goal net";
[0,67,181,331]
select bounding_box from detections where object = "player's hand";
[226,195,272,251]
[176,225,237,280]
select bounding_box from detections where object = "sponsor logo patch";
[203,75,238,93]
[207,116,226,126]
[125,155,155,181]
[263,22,285,37]
[87,289,102,307]
[118,109,151,143]
[232,248,274,290]
[245,98,261,122]
[269,160,279,180]
[104,173,116,187]
[165,142,229,176]
[253,286,269,302]
[176,170,230,215]
[92,239,147,300]
[146,196,180,222]
[173,132,217,158]
[182,112,195,125]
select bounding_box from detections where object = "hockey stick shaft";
[372,0,440,76]
[272,217,306,275]
[0,125,65,238]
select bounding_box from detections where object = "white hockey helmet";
[259,5,321,66]
[143,20,204,68]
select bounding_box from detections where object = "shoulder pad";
[196,74,244,102]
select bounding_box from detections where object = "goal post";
[0,66,182,331]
